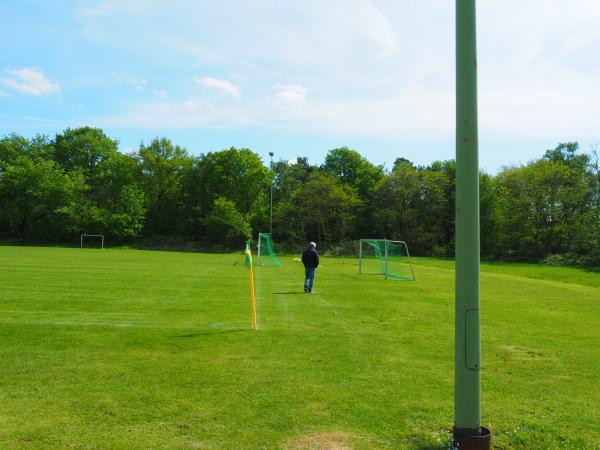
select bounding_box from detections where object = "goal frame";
[256,232,281,267]
[358,238,415,281]
[81,234,105,249]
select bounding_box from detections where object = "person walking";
[301,241,319,293]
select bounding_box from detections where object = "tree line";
[1,127,599,266]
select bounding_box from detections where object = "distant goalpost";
[81,234,105,249]
[256,232,281,267]
[358,239,415,281]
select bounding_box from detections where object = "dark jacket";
[302,248,319,269]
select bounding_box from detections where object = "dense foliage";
[1,128,599,265]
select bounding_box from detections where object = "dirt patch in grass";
[284,431,355,450]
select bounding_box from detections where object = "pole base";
[452,426,492,450]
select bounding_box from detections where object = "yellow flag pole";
[249,264,257,330]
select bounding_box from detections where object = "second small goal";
[81,234,105,249]
[358,239,415,281]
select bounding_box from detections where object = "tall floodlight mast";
[454,0,491,448]
[269,151,274,235]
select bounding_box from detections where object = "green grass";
[0,246,599,449]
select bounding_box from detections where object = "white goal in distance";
[80,234,105,249]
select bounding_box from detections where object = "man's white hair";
[309,241,316,248]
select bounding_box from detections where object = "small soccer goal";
[81,234,105,249]
[256,232,281,267]
[358,239,415,280]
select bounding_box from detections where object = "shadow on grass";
[340,273,360,280]
[173,329,250,338]
[272,291,304,295]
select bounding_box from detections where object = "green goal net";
[257,233,282,267]
[358,239,415,280]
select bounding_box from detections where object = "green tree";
[54,127,118,174]
[136,138,191,235]
[0,134,28,168]
[375,162,449,255]
[190,147,269,237]
[272,157,314,204]
[198,147,269,214]
[92,152,146,238]
[322,147,384,238]
[179,155,206,239]
[1,133,53,169]
[106,184,146,238]
[204,197,251,246]
[275,172,360,246]
[426,160,456,256]
[0,156,86,240]
[543,142,589,170]
[494,159,593,260]
[479,171,497,258]
[322,147,384,198]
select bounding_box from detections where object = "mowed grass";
[0,246,599,449]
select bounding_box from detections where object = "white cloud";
[153,89,167,98]
[195,77,240,99]
[101,97,251,128]
[110,72,148,90]
[77,1,143,18]
[275,85,307,108]
[355,0,398,56]
[2,68,60,96]
[289,93,454,138]
[72,1,600,153]
[0,90,10,98]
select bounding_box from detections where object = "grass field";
[0,246,599,449]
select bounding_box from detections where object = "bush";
[204,197,251,247]
[323,241,358,257]
[542,253,589,267]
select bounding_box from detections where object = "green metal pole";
[269,152,274,236]
[455,0,482,436]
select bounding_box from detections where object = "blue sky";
[1,1,599,172]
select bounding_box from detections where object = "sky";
[1,0,599,173]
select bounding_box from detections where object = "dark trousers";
[304,267,316,291]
